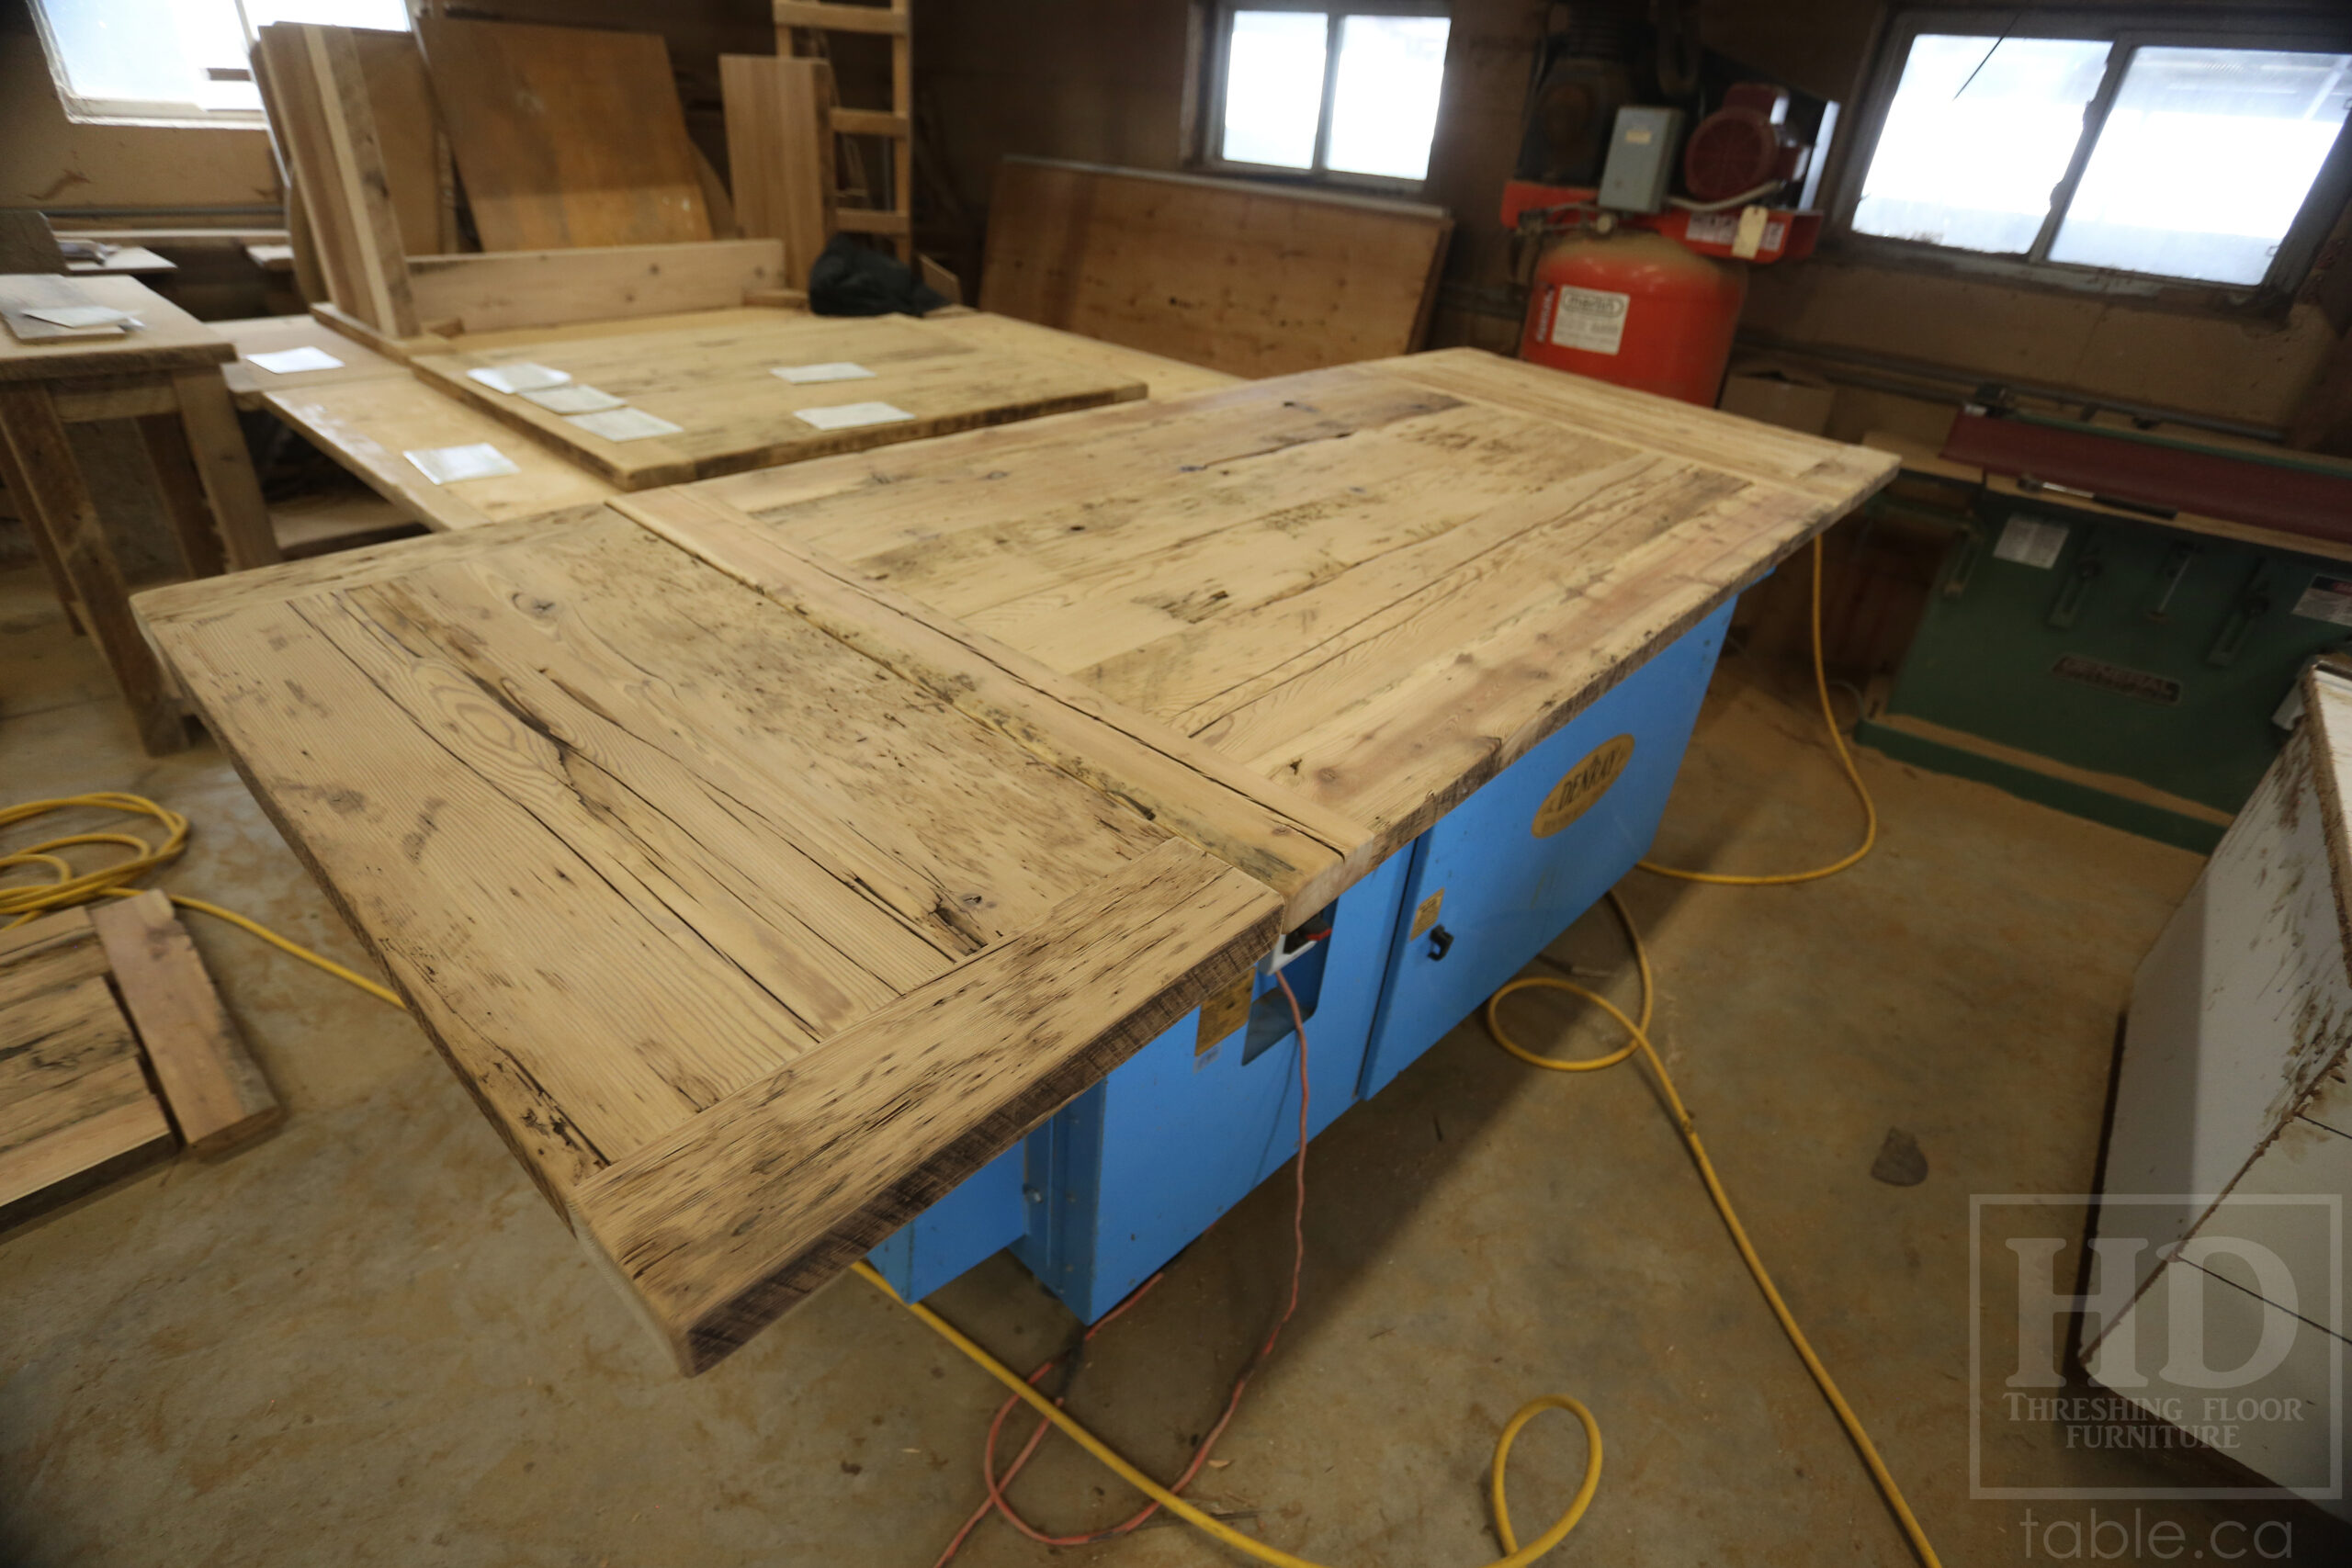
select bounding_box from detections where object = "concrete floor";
[3,557,2344,1567]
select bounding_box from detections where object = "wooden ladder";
[774,1,912,263]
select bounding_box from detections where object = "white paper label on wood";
[246,344,346,374]
[467,362,573,394]
[1546,286,1628,356]
[404,443,524,484]
[523,384,628,414]
[565,407,686,443]
[773,362,876,385]
[795,401,914,431]
[1994,515,2069,570]
[25,304,134,329]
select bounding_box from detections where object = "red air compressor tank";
[1518,225,1747,406]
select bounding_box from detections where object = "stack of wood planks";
[1,893,280,1229]
[256,19,788,352]
[978,157,1453,378]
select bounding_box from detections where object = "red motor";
[1683,84,1808,203]
[1518,224,1746,406]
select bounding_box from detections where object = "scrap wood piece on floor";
[88,892,282,1157]
[0,908,177,1227]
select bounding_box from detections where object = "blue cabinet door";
[1014,845,1411,1322]
[1358,603,1734,1099]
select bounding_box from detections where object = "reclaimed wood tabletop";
[406,311,1149,490]
[134,513,1278,1371]
[623,349,1899,923]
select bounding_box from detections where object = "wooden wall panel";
[978,158,1452,378]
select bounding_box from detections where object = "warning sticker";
[1408,888,1445,940]
[1994,514,2069,570]
[2293,575,2352,627]
[1684,213,1788,253]
[1548,285,1629,355]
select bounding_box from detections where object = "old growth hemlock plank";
[573,838,1279,1372]
[407,312,1147,491]
[632,351,1897,895]
[0,919,177,1228]
[674,367,1454,555]
[89,892,282,1157]
[404,242,786,337]
[978,158,1452,378]
[261,376,617,531]
[619,489,1374,925]
[922,311,1244,401]
[1384,351,1893,502]
[138,515,1241,1321]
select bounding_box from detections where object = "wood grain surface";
[0,276,232,382]
[0,909,177,1228]
[137,513,1274,1359]
[978,157,1452,378]
[90,891,282,1157]
[417,17,711,252]
[636,350,1897,886]
[262,375,616,531]
[407,312,1146,489]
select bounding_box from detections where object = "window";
[1841,14,2352,296]
[29,0,411,128]
[1208,4,1452,185]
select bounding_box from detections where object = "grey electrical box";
[1598,106,1683,213]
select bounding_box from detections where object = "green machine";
[1856,411,2352,853]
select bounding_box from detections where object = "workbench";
[135,351,1894,1371]
[0,274,277,755]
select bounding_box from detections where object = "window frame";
[26,0,413,130]
[1201,0,1452,193]
[1827,8,2352,305]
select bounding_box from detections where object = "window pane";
[38,0,250,114]
[1855,34,2111,254]
[1326,14,1450,180]
[1222,10,1327,169]
[2051,48,2352,286]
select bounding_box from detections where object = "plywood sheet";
[134,513,1278,1370]
[417,17,711,252]
[407,311,1146,490]
[628,351,1899,890]
[978,157,1453,378]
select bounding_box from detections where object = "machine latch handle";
[1428,925,1453,961]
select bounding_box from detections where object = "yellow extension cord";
[0,793,401,1000]
[1637,538,1879,886]
[2,540,1931,1565]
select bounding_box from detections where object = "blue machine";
[1358,601,1733,1097]
[1014,848,1411,1320]
[867,602,1736,1316]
